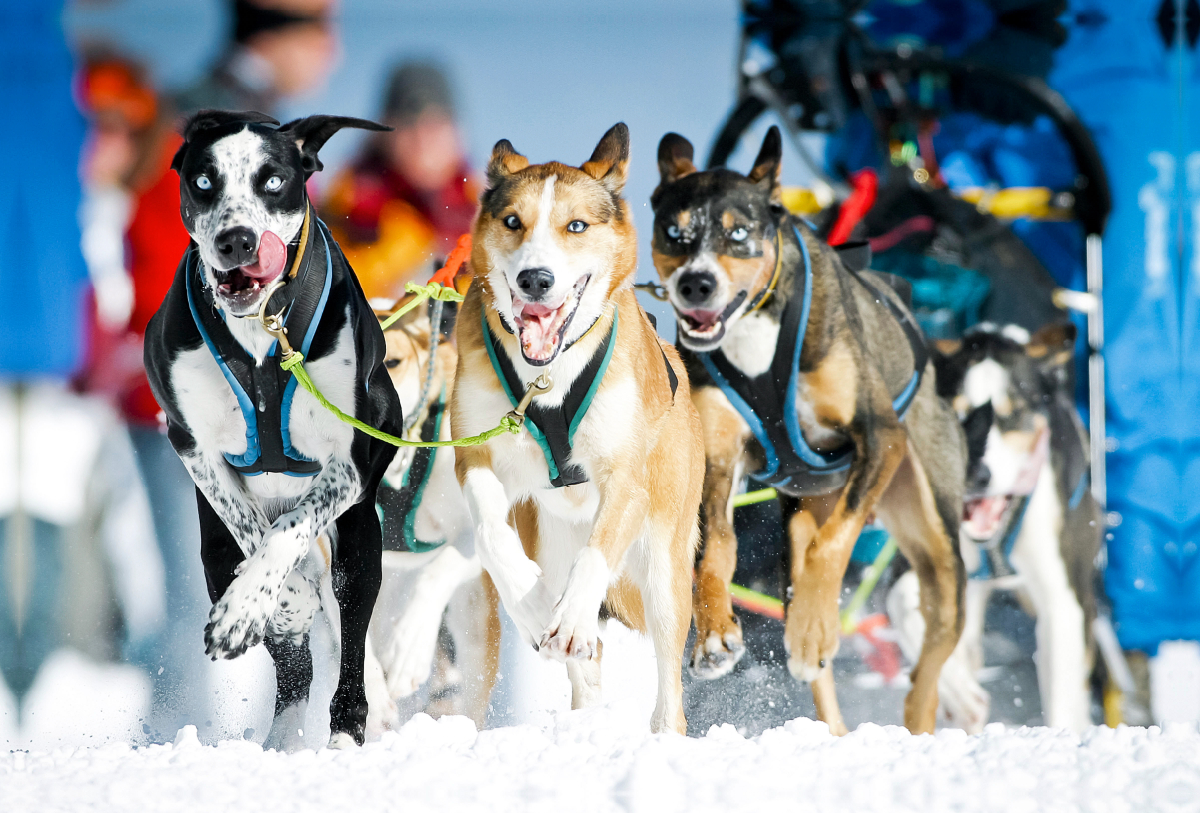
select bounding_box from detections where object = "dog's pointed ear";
[279,115,391,177]
[1027,321,1077,383]
[173,110,280,172]
[931,338,964,399]
[747,126,783,198]
[657,132,696,186]
[581,122,630,195]
[486,139,530,189]
[170,139,188,173]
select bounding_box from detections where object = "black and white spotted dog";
[144,110,402,749]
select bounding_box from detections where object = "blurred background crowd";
[2,0,1198,747]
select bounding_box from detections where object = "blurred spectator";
[323,61,478,300]
[0,0,144,719]
[76,53,212,741]
[174,0,337,116]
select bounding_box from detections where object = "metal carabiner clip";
[257,278,295,357]
[507,373,553,427]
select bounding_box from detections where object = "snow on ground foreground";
[4,712,1199,813]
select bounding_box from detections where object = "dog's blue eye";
[730,227,749,242]
[503,215,521,230]
[264,175,283,192]
[666,224,681,239]
[567,220,588,233]
[195,175,211,191]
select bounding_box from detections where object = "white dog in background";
[364,303,499,735]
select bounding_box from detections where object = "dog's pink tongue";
[519,303,559,361]
[243,231,287,280]
[963,496,1006,538]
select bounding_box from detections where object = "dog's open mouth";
[676,290,747,349]
[962,495,1016,541]
[512,274,591,365]
[212,231,288,309]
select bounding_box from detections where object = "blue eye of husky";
[666,224,681,239]
[503,214,521,230]
[567,220,588,233]
[730,226,749,242]
[195,175,211,191]
[264,175,283,192]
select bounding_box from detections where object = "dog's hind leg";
[887,570,990,733]
[689,386,750,679]
[566,640,604,709]
[876,448,966,734]
[444,572,502,729]
[629,517,695,735]
[328,495,383,748]
[261,634,313,752]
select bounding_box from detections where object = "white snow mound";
[3,712,1199,812]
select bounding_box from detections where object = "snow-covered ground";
[3,628,1199,813]
[4,712,1199,812]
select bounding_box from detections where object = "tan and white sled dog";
[364,302,501,734]
[451,123,704,734]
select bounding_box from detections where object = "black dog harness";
[185,213,333,477]
[378,389,446,553]
[484,306,679,488]
[697,222,928,496]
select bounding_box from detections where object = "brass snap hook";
[508,373,553,427]
[634,281,669,301]
[257,278,294,357]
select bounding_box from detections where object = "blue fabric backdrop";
[1053,0,1196,653]
[0,0,89,379]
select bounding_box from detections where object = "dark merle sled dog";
[144,110,402,750]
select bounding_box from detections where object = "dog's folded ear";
[581,122,630,196]
[172,109,281,171]
[748,126,783,203]
[486,139,530,189]
[656,133,696,186]
[962,401,994,475]
[279,115,391,177]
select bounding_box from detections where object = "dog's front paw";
[205,574,274,659]
[539,601,600,662]
[690,614,745,679]
[783,594,841,683]
[505,579,556,651]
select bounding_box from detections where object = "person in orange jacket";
[323,61,478,302]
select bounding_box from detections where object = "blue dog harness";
[696,222,928,497]
[185,217,333,476]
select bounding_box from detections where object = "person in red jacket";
[323,61,478,301]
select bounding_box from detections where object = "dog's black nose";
[677,271,717,307]
[968,462,992,493]
[215,226,258,267]
[516,267,555,301]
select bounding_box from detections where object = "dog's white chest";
[172,345,253,457]
[721,313,779,379]
[720,315,845,450]
[170,315,357,500]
